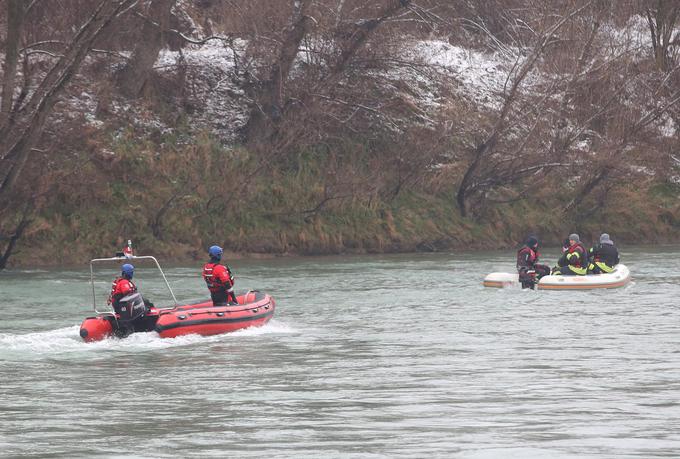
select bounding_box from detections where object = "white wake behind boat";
[483,264,631,290]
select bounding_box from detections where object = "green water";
[1,247,679,458]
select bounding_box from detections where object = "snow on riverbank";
[30,13,675,144]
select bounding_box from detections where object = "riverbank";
[8,169,680,269]
[3,126,679,270]
[2,4,679,271]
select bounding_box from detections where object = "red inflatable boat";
[80,291,275,342]
[156,293,274,338]
[79,250,276,342]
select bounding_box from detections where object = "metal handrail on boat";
[90,255,178,314]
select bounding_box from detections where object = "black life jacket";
[590,243,619,267]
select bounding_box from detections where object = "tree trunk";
[0,0,138,202]
[150,190,187,240]
[0,0,25,133]
[330,0,411,80]
[0,208,31,270]
[243,0,314,144]
[455,138,496,218]
[645,0,680,71]
[117,0,176,98]
[563,168,610,213]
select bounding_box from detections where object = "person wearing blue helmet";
[108,263,137,310]
[107,263,154,337]
[202,245,237,305]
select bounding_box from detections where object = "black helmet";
[525,236,538,248]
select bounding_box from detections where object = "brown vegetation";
[1,0,679,268]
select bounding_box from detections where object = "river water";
[1,247,679,458]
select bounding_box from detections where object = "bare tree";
[454,1,593,217]
[241,0,314,144]
[0,0,139,269]
[0,0,25,131]
[563,70,680,212]
[117,0,177,98]
[0,0,139,200]
[242,0,419,149]
[644,0,680,71]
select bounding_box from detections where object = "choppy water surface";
[1,247,679,458]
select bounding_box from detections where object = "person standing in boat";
[552,233,588,275]
[588,233,619,274]
[203,245,238,306]
[516,236,550,289]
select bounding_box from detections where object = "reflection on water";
[1,247,680,457]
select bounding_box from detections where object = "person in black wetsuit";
[516,236,551,289]
[588,233,620,274]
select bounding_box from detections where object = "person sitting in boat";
[202,245,238,306]
[588,233,619,274]
[552,233,588,275]
[554,238,570,269]
[516,236,550,289]
[107,263,152,336]
[108,263,137,311]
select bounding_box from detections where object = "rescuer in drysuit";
[588,233,619,274]
[108,263,154,337]
[552,233,588,275]
[516,236,551,289]
[202,245,238,306]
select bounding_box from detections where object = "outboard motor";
[112,293,148,337]
[114,293,147,321]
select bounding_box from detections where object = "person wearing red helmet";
[202,245,237,306]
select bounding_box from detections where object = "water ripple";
[1,249,680,457]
